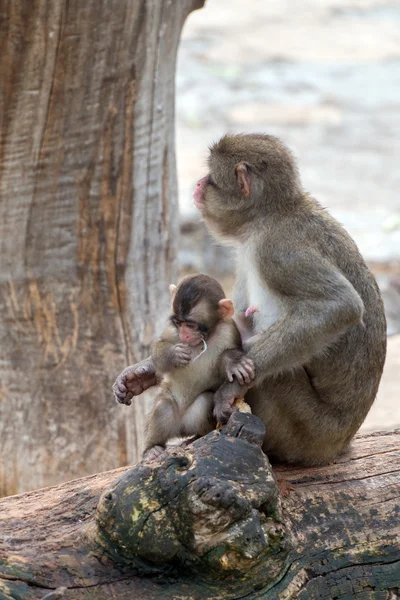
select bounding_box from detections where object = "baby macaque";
[143,274,254,460]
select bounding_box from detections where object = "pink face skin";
[178,323,203,347]
[193,175,209,210]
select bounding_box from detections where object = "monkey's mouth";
[193,196,204,210]
[193,176,208,210]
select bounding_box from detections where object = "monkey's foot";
[245,305,259,318]
[142,445,166,462]
[113,358,157,405]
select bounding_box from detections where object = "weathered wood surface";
[0,425,398,600]
[0,0,205,495]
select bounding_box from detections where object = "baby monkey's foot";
[142,445,166,462]
[245,305,259,318]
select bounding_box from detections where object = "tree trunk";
[0,0,204,496]
[0,422,398,600]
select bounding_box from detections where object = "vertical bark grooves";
[0,0,205,495]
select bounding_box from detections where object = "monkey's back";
[246,200,387,464]
[276,197,386,429]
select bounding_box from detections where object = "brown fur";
[199,133,387,465]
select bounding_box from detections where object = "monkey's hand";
[170,343,192,367]
[113,358,157,405]
[214,380,251,425]
[225,355,255,385]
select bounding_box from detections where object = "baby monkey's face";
[170,316,205,348]
[169,274,233,348]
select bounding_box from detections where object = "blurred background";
[175,0,400,431]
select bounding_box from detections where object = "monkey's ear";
[219,298,234,319]
[235,163,251,198]
[169,284,177,295]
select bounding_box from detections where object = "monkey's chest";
[246,271,282,331]
[165,341,227,406]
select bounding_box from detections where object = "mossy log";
[0,415,399,600]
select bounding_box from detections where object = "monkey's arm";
[152,326,192,374]
[214,251,364,423]
[249,250,364,385]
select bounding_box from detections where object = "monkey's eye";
[185,321,198,331]
[170,316,181,328]
[208,174,217,187]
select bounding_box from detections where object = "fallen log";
[0,415,399,599]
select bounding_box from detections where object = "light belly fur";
[163,323,235,408]
[238,247,282,331]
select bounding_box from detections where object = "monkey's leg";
[142,390,179,460]
[248,369,350,466]
[180,392,215,438]
[113,357,157,405]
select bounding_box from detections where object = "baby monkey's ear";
[219,298,234,319]
[169,284,177,295]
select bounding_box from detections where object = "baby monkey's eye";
[185,322,198,330]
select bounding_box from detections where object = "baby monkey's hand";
[170,343,192,367]
[225,354,255,385]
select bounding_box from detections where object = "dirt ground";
[175,0,400,432]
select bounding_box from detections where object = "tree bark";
[0,422,398,600]
[0,0,205,496]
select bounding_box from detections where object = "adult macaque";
[192,133,387,464]
[141,274,254,460]
[114,133,386,466]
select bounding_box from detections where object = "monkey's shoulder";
[211,318,241,347]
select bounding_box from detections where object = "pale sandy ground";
[362,334,400,431]
[175,0,400,432]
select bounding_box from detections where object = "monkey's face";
[193,133,302,240]
[193,168,250,241]
[169,274,233,345]
[170,298,217,347]
[171,318,204,347]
